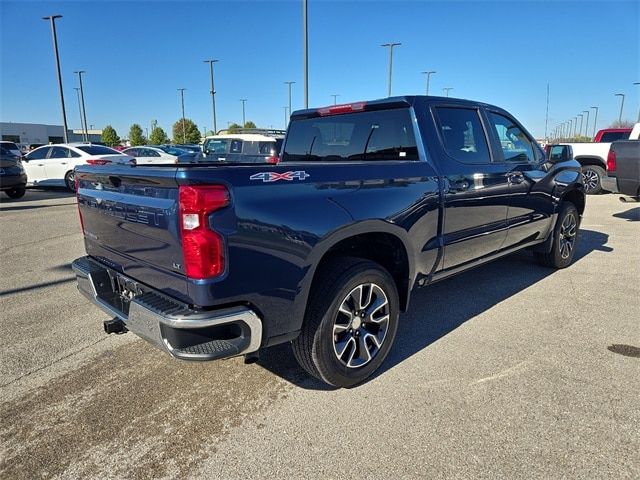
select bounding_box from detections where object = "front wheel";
[534,202,580,269]
[581,165,605,195]
[292,257,400,388]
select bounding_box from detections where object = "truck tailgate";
[75,165,192,303]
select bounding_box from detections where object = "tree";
[129,124,146,146]
[609,120,634,128]
[227,123,242,133]
[172,118,201,144]
[244,121,257,129]
[149,126,169,145]
[101,125,120,147]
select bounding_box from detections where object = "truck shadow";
[257,228,611,390]
[613,207,639,222]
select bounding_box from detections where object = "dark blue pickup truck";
[72,96,585,387]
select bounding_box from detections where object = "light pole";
[591,107,599,137]
[381,42,401,97]
[73,88,84,140]
[582,110,590,139]
[577,114,583,139]
[240,99,247,127]
[203,59,218,134]
[614,93,625,123]
[443,87,453,97]
[283,106,288,129]
[634,82,640,122]
[302,0,308,108]
[284,81,295,125]
[90,124,94,130]
[331,94,339,105]
[74,70,89,142]
[178,88,186,143]
[568,119,573,139]
[421,71,436,96]
[43,15,69,143]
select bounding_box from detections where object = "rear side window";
[230,140,243,153]
[76,145,121,155]
[282,108,418,162]
[600,131,629,142]
[258,141,277,155]
[434,107,490,164]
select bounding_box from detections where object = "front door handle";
[507,172,524,184]
[61,162,67,165]
[449,179,470,192]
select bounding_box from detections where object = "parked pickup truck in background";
[559,123,638,194]
[602,124,640,200]
[72,96,585,387]
[593,128,633,143]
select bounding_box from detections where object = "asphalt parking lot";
[1,189,638,479]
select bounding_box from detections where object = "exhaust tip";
[104,318,127,335]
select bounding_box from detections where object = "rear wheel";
[581,165,605,195]
[534,202,579,269]
[292,257,399,388]
[64,171,76,192]
[4,186,26,199]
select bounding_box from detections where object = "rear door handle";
[507,172,524,184]
[61,162,67,165]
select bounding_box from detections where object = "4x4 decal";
[250,171,310,183]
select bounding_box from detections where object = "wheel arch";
[575,156,605,168]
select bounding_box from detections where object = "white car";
[121,145,199,164]
[22,143,133,191]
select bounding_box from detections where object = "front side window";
[487,112,536,163]
[26,147,50,160]
[282,108,418,162]
[435,107,491,164]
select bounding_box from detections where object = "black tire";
[581,165,605,195]
[64,171,76,192]
[292,256,399,388]
[534,202,580,269]
[4,186,26,199]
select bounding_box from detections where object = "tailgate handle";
[108,176,122,187]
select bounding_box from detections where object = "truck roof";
[290,95,504,120]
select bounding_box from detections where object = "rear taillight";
[318,102,366,116]
[266,155,280,164]
[178,185,230,279]
[75,176,85,234]
[86,158,111,165]
[606,149,616,172]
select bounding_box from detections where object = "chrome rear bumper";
[72,256,262,361]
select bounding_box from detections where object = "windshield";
[76,145,122,155]
[203,139,231,154]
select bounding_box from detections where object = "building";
[0,122,103,146]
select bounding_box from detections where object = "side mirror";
[547,145,573,163]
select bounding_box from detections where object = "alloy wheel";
[559,212,577,259]
[582,169,599,192]
[332,283,390,368]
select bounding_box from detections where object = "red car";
[593,128,632,143]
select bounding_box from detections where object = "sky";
[1,0,638,139]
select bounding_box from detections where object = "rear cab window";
[600,131,629,142]
[282,108,418,162]
[203,138,231,154]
